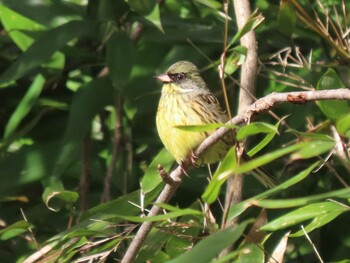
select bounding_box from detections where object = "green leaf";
[224,46,247,75]
[0,220,29,240]
[51,77,114,179]
[278,1,296,36]
[202,146,238,204]
[253,188,350,209]
[261,201,349,233]
[165,203,203,259]
[227,162,320,221]
[0,20,98,84]
[0,3,44,51]
[292,140,335,159]
[106,31,134,89]
[237,141,308,174]
[141,148,174,193]
[237,243,264,263]
[291,202,349,237]
[248,132,275,157]
[228,9,265,47]
[237,122,278,141]
[128,0,156,15]
[248,119,283,156]
[115,207,203,223]
[4,74,45,139]
[316,69,349,120]
[43,187,79,212]
[145,3,164,32]
[336,113,350,138]
[135,228,171,263]
[0,3,65,71]
[166,220,251,263]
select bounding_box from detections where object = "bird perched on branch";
[155,60,277,188]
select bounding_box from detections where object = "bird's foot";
[179,161,190,177]
[190,151,200,168]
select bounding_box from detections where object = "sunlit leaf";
[0,20,98,84]
[0,220,29,240]
[227,162,320,221]
[4,74,45,139]
[237,122,278,141]
[202,146,237,204]
[261,201,349,233]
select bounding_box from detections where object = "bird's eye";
[170,73,186,82]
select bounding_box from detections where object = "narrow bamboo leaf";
[248,132,276,157]
[0,220,29,240]
[106,31,134,89]
[0,4,65,70]
[228,10,264,47]
[237,142,307,174]
[290,209,345,237]
[316,69,349,120]
[202,146,237,204]
[248,120,282,156]
[227,162,320,221]
[141,148,174,193]
[253,188,350,209]
[166,221,251,263]
[261,201,349,232]
[237,122,278,141]
[115,208,203,223]
[4,74,45,139]
[0,3,44,51]
[135,228,171,263]
[292,140,335,159]
[0,20,98,84]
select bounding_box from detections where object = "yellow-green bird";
[156,61,277,188]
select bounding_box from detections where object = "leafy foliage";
[0,0,350,262]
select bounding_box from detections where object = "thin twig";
[101,94,123,202]
[79,135,91,216]
[301,225,324,263]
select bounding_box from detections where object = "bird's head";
[155,61,206,91]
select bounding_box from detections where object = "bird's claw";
[190,151,200,168]
[180,161,190,177]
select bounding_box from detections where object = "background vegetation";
[0,0,350,262]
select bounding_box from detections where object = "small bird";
[155,61,277,188]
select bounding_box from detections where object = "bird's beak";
[154,73,172,83]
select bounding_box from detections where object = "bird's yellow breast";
[156,84,231,164]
